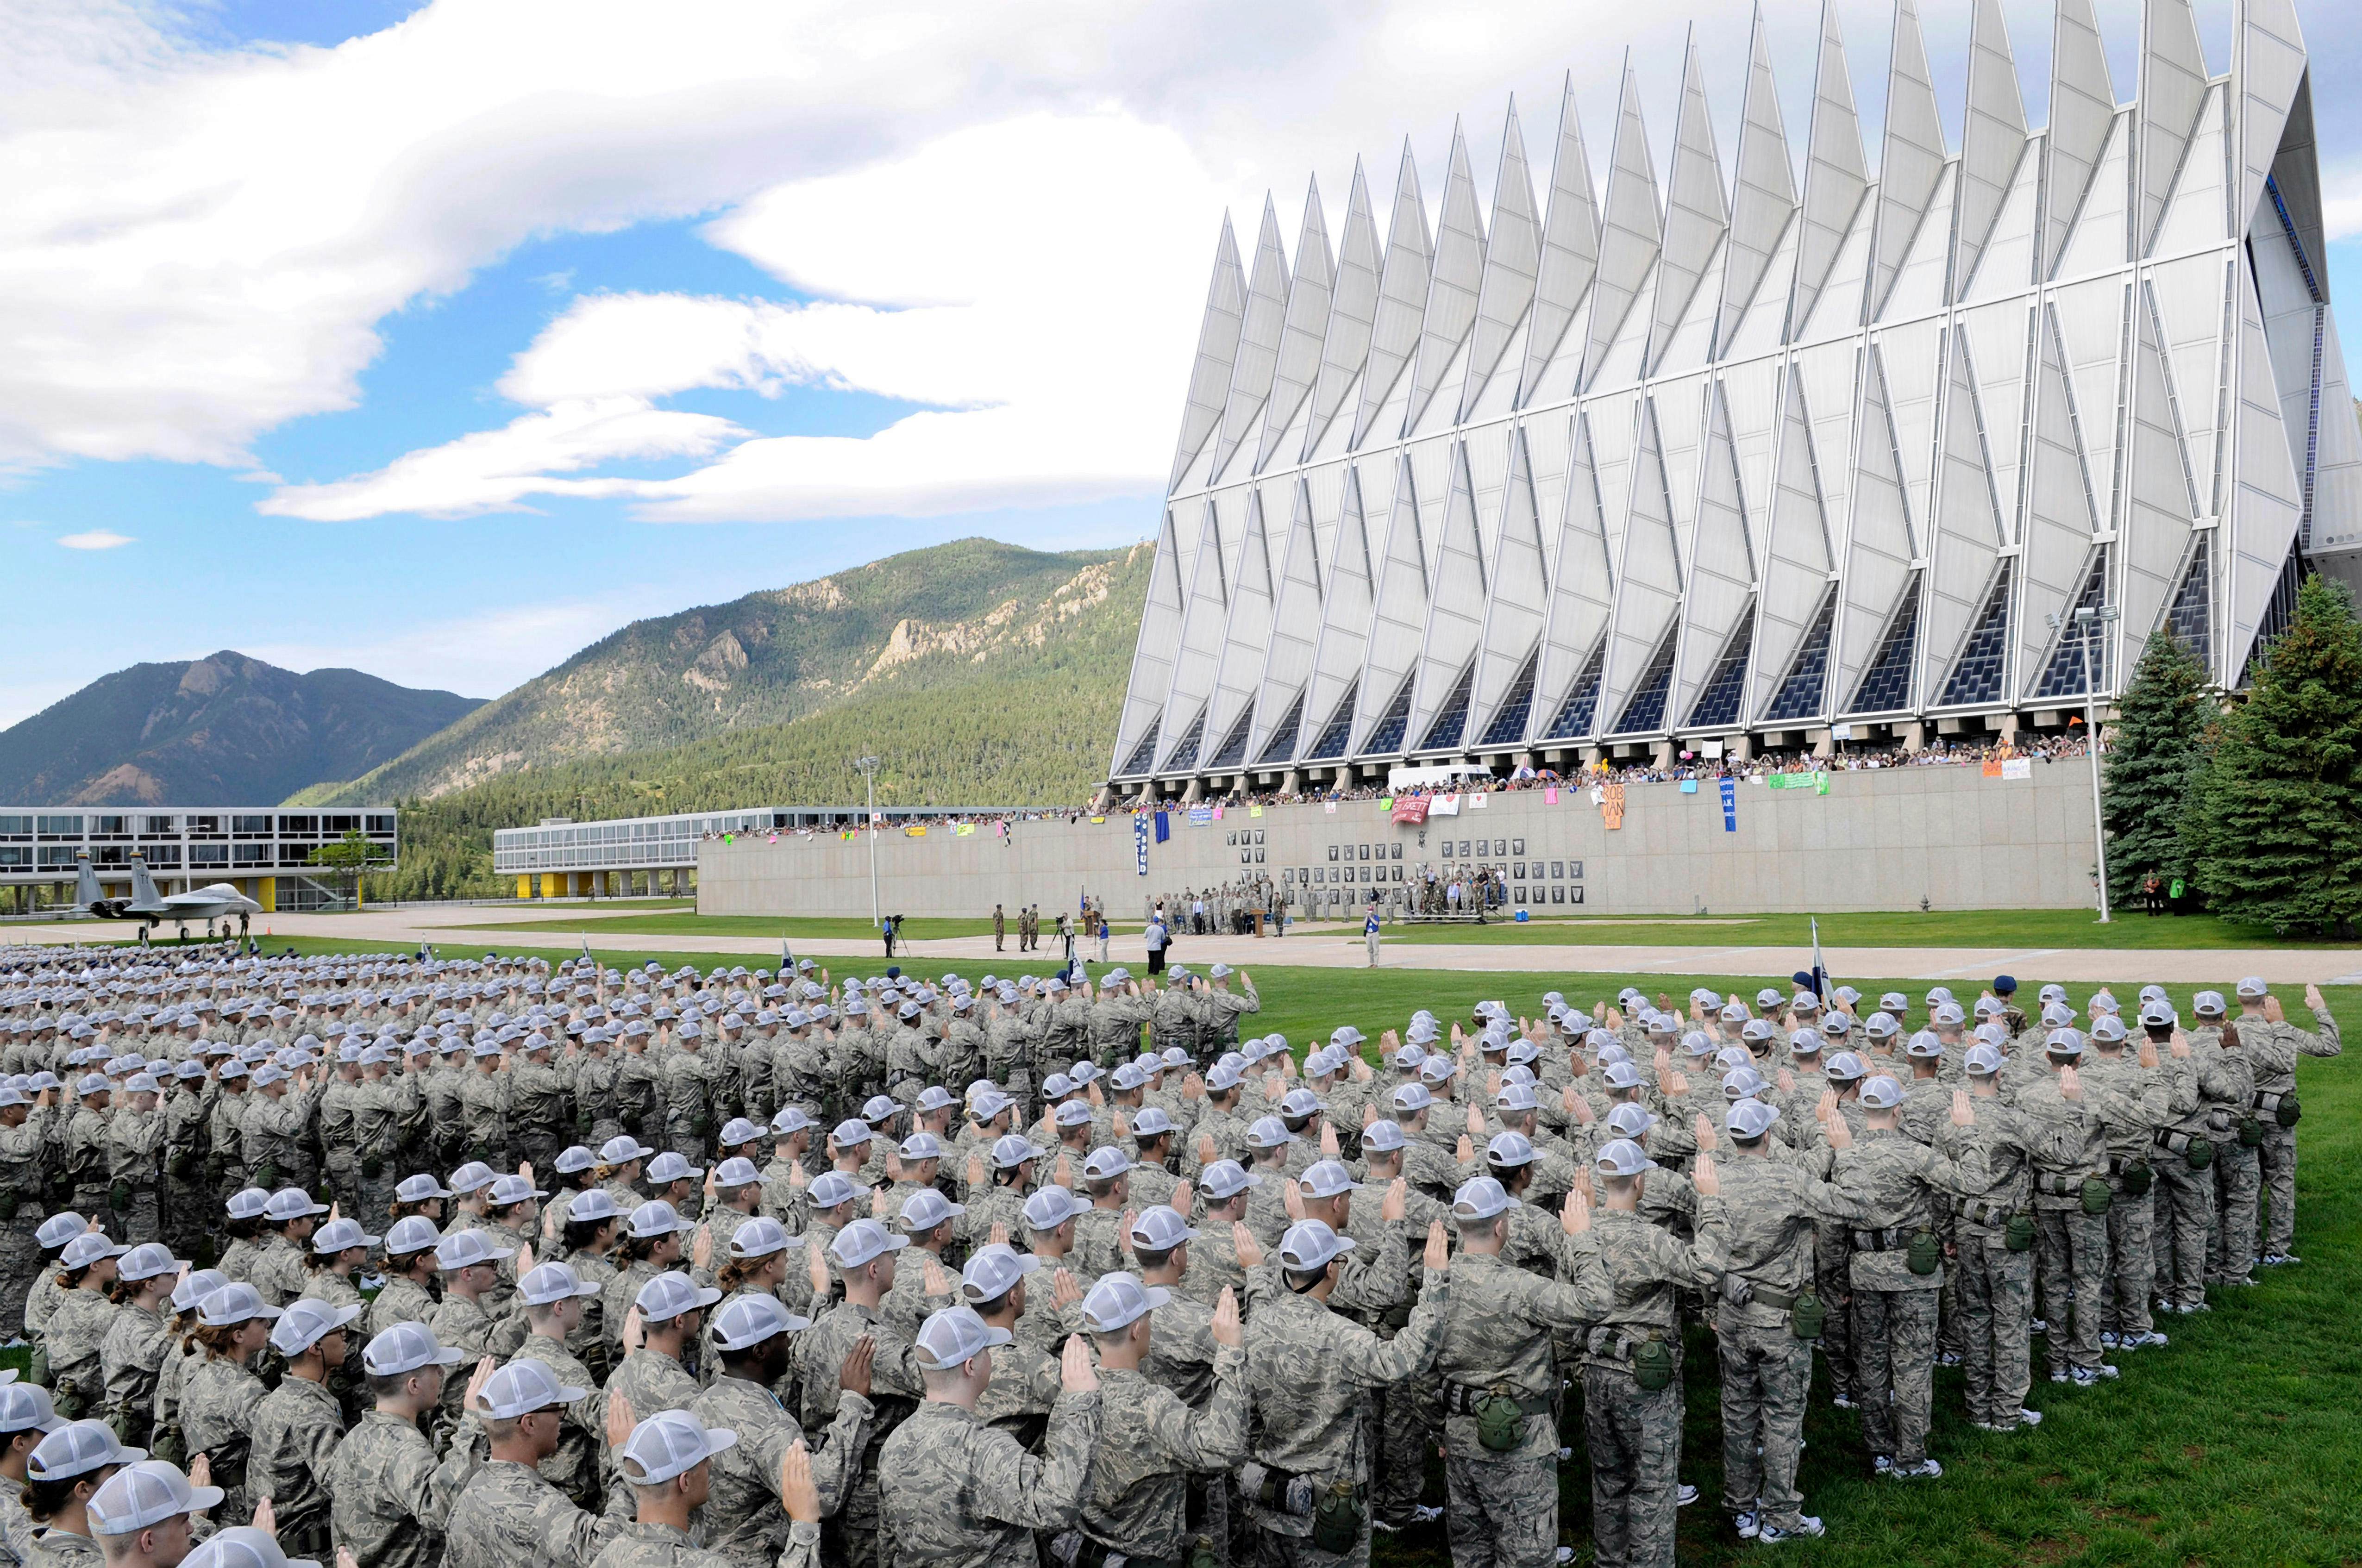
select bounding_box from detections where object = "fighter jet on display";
[75,850,261,938]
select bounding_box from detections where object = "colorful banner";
[1188,805,1213,825]
[1249,805,1264,818]
[1679,779,1698,794]
[904,825,926,837]
[1391,796,1430,825]
[1135,813,1149,875]
[955,824,975,837]
[1377,796,1394,810]
[1431,793,1462,817]
[1720,776,1737,831]
[1323,801,1337,814]
[1212,805,1224,819]
[1981,759,2003,777]
[2001,757,2032,780]
[1544,787,1559,805]
[1469,792,1489,809]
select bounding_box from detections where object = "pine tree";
[2100,630,2212,910]
[2188,574,2362,936]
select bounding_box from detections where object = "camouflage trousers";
[2255,1123,2297,1256]
[1853,1286,1939,1466]
[1370,1376,1438,1527]
[73,1186,113,1240]
[2150,1157,2215,1309]
[2099,1190,2155,1338]
[1953,1233,2033,1426]
[822,1480,882,1568]
[111,1187,160,1248]
[1247,1512,1367,1568]
[1580,1360,1683,1568]
[2034,1206,2108,1375]
[2208,1142,2262,1284]
[164,1164,214,1262]
[355,1168,399,1245]
[1812,1225,1854,1402]
[1442,1411,1561,1568]
[0,1208,44,1336]
[1714,1312,1812,1531]
[325,1158,361,1224]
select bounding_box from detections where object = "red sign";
[1391,796,1430,825]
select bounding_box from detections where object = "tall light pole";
[2050,604,2120,922]
[854,756,882,927]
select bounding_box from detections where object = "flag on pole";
[1810,917,1829,1007]
[781,939,794,972]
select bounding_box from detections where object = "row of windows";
[0,813,390,840]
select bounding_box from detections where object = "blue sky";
[5,0,2359,729]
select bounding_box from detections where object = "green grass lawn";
[40,937,2359,1564]
[1386,907,2343,950]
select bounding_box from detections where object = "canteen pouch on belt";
[2183,1136,2213,1172]
[1189,1538,1220,1568]
[0,1191,19,1222]
[26,1343,47,1389]
[152,1423,185,1469]
[1237,1462,1313,1518]
[2004,1212,2035,1252]
[1310,1480,1363,1555]
[2119,1162,2153,1199]
[2240,1117,2265,1148]
[2080,1177,2113,1217]
[1632,1335,1673,1392]
[1472,1385,1527,1453]
[1906,1228,1941,1276]
[2276,1095,2301,1129]
[1789,1290,1825,1340]
[50,1379,83,1422]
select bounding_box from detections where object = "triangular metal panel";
[2015,306,2105,699]
[1921,327,2011,702]
[1407,444,1493,750]
[2137,0,2212,259]
[1465,421,1514,565]
[2234,0,2309,258]
[1788,1,1870,342]
[1796,340,1859,568]
[1463,102,1542,423]
[1954,0,2029,305]
[2056,112,2132,281]
[1673,382,1759,725]
[1247,476,1326,767]
[1353,143,1435,449]
[1588,387,1642,574]
[1466,316,1531,425]
[2228,260,2305,675]
[1881,317,1945,531]
[1353,453,1435,754]
[1650,39,1729,375]
[1405,124,1488,437]
[1724,215,1799,360]
[1750,364,1838,718]
[1581,62,1661,394]
[1591,267,1659,392]
[1111,510,1190,775]
[1170,218,1247,492]
[2154,81,2231,256]
[1532,410,1620,740]
[1407,436,1456,580]
[1654,373,1709,569]
[2151,251,2235,520]
[1871,0,1947,323]
[1521,75,1602,408]
[1800,200,1875,344]
[1408,336,1473,441]
[1719,356,1783,570]
[1834,342,1919,708]
[2052,276,2131,532]
[1596,398,1685,733]
[1656,238,1726,379]
[1965,135,2040,303]
[2044,0,2118,279]
[1257,179,1336,474]
[1202,487,1281,772]
[1719,10,1798,358]
[1297,465,1381,762]
[2309,297,2362,558]
[1212,200,1291,483]
[1302,165,1383,464]
[2251,187,2318,500]
[2120,279,2200,666]
[1469,425,1555,743]
[1882,165,1954,323]
[1959,299,2033,541]
[1158,494,1237,770]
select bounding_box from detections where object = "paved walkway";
[10,904,2357,986]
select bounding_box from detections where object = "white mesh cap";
[434,1230,514,1272]
[645,1152,703,1184]
[725,1217,799,1261]
[116,1243,179,1283]
[620,1409,739,1486]
[472,1358,586,1419]
[627,1200,692,1239]
[487,1175,546,1207]
[361,1321,465,1377]
[912,1305,1013,1371]
[712,1157,765,1188]
[1196,1160,1259,1201]
[28,1420,144,1481]
[827,1218,907,1269]
[383,1217,441,1258]
[60,1233,127,1272]
[310,1218,377,1256]
[196,1282,282,1327]
[0,1382,62,1436]
[896,1189,964,1233]
[633,1271,722,1323]
[959,1243,1041,1305]
[1127,1206,1197,1252]
[1079,1272,1169,1334]
[1276,1219,1354,1272]
[89,1460,223,1535]
[518,1262,603,1307]
[33,1214,86,1250]
[263,1188,327,1222]
[269,1299,363,1357]
[1296,1161,1360,1200]
[182,1525,319,1568]
[1451,1176,1520,1222]
[709,1292,811,1352]
[394,1174,452,1203]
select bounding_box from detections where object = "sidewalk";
[13,906,2359,986]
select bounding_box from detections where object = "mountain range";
[0,653,482,806]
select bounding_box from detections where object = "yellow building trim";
[518,874,533,900]
[257,877,276,914]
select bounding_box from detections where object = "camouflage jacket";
[1238,1265,1451,1494]
[324,1409,475,1568]
[445,1458,616,1568]
[508,1334,608,1511]
[687,1376,869,1568]
[1578,1200,1729,1361]
[587,1520,728,1568]
[42,1289,116,1408]
[363,1275,436,1341]
[875,1393,1102,1568]
[1822,1127,1987,1292]
[1077,1354,1248,1558]
[248,1373,344,1537]
[1432,1249,1612,1399]
[181,1356,268,1520]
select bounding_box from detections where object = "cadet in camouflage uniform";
[1432,1178,1609,1568]
[457,1047,511,1174]
[248,1298,359,1557]
[349,1051,404,1242]
[320,1051,364,1223]
[599,1273,713,1516]
[661,1026,718,1178]
[239,1065,324,1199]
[875,1304,1102,1567]
[1949,1043,2039,1431]
[507,1261,611,1512]
[508,1036,572,1179]
[62,1080,113,1237]
[2237,979,2341,1265]
[796,1219,935,1568]
[102,1074,165,1247]
[160,1068,212,1259]
[0,1087,58,1332]
[323,1322,475,1568]
[180,1281,277,1524]
[444,1359,620,1568]
[692,1293,870,1568]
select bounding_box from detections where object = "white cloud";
[56,529,133,549]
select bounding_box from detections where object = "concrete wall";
[697,762,2103,918]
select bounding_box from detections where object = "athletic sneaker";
[1872,1455,1893,1475]
[1733,1511,1761,1541]
[1412,1505,1443,1524]
[1831,1393,1857,1410]
[2118,1330,2169,1350]
[2099,1331,2120,1349]
[1758,1516,1825,1543]
[2261,1252,2300,1266]
[1936,1351,1962,1367]
[2070,1364,2120,1387]
[2029,1318,2049,1335]
[2013,1407,2043,1427]
[1676,1484,1699,1506]
[1887,1459,1943,1480]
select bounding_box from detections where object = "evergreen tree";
[2100,630,2212,910]
[2188,574,2362,936]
